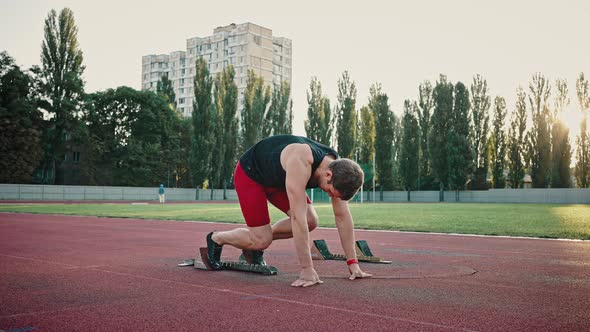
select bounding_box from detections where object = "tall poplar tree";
[550,79,572,188]
[221,66,239,197]
[35,8,85,184]
[448,82,472,201]
[575,73,590,187]
[417,81,435,190]
[359,105,376,189]
[507,88,528,188]
[157,75,176,111]
[241,70,270,151]
[370,84,395,196]
[528,73,552,188]
[470,75,491,189]
[429,75,453,201]
[304,77,333,145]
[359,106,375,163]
[336,71,357,158]
[264,81,292,136]
[190,57,214,188]
[491,96,507,188]
[209,73,224,193]
[399,100,420,201]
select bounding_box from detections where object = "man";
[158,184,165,204]
[206,135,372,287]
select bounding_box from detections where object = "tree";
[370,84,395,196]
[156,74,181,188]
[304,77,333,145]
[417,81,435,190]
[448,82,473,201]
[191,57,214,188]
[399,100,420,201]
[220,66,239,198]
[358,105,376,190]
[263,81,292,136]
[470,75,491,190]
[209,73,224,194]
[171,118,194,188]
[241,70,270,151]
[34,8,85,184]
[156,74,176,112]
[528,73,552,188]
[491,96,508,188]
[550,79,572,188]
[575,73,590,188]
[0,52,44,183]
[507,88,528,188]
[336,71,357,158]
[359,106,375,163]
[429,75,453,201]
[81,87,178,186]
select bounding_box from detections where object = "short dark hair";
[328,158,364,201]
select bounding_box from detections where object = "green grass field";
[1,202,589,240]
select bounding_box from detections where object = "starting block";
[179,248,278,275]
[311,239,392,264]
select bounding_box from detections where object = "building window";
[180,88,184,94]
[179,98,185,104]
[73,151,80,163]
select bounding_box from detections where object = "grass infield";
[0,202,588,240]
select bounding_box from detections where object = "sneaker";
[242,249,266,265]
[206,232,223,270]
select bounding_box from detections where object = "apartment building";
[141,23,292,118]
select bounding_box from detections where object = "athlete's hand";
[292,267,323,287]
[348,264,372,280]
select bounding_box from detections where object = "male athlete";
[206,135,372,287]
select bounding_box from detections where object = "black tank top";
[239,135,339,189]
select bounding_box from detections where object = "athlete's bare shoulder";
[280,143,313,169]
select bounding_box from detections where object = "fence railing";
[1,184,588,204]
[0,184,196,201]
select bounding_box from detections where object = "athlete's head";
[321,158,364,201]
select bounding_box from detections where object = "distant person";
[204,135,372,287]
[158,184,165,204]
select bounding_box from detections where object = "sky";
[1,0,589,146]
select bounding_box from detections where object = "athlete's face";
[319,170,342,199]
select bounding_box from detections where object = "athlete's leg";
[212,224,273,250]
[267,189,318,240]
[209,162,274,251]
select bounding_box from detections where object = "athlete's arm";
[282,144,322,287]
[332,197,372,280]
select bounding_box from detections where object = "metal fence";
[0,184,588,204]
[0,184,196,201]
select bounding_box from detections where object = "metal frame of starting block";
[178,248,278,275]
[310,239,392,264]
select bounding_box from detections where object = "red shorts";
[234,161,311,227]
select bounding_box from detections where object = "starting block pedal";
[178,258,196,267]
[190,247,278,275]
[311,239,391,264]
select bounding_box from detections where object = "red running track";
[1,213,589,331]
